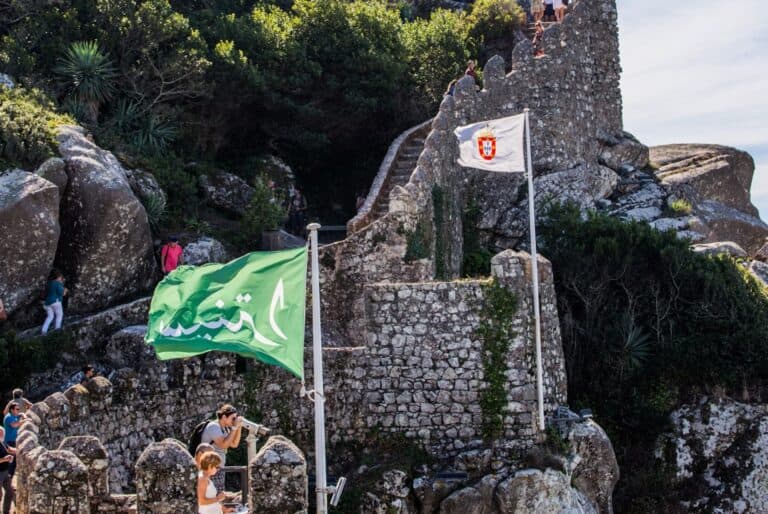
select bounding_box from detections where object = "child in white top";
[198,452,224,514]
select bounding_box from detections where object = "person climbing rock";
[41,269,67,334]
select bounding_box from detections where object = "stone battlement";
[14,375,308,514]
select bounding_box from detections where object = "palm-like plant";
[55,41,117,123]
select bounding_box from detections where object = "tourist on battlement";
[0,426,16,514]
[531,0,544,22]
[197,451,225,514]
[3,389,32,416]
[201,404,243,492]
[543,0,555,22]
[532,21,546,58]
[465,60,478,82]
[554,0,566,22]
[444,78,458,97]
[3,401,24,448]
[195,443,216,469]
[41,269,67,334]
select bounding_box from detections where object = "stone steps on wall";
[369,136,426,221]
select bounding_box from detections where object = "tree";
[402,9,471,112]
[466,0,525,46]
[95,0,211,115]
[55,41,116,124]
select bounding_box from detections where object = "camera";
[238,417,271,437]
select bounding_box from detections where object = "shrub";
[467,0,526,45]
[241,175,287,241]
[0,87,72,169]
[668,198,693,216]
[538,202,768,510]
[0,330,76,396]
[140,192,166,234]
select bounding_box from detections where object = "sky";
[617,0,768,220]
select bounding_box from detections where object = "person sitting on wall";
[444,77,459,96]
[465,60,478,83]
[80,364,97,384]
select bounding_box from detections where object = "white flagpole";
[307,223,328,514]
[524,108,546,432]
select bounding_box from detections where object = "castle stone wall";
[25,351,242,493]
[322,0,623,340]
[251,251,567,458]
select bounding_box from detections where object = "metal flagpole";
[523,108,546,432]
[307,223,328,514]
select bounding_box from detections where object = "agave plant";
[112,98,141,131]
[55,41,116,123]
[133,115,177,154]
[140,192,167,234]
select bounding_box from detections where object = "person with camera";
[0,426,16,514]
[200,404,243,492]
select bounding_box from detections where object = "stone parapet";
[249,436,308,513]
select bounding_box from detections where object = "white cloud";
[618,0,768,218]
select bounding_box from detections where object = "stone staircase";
[347,118,432,233]
[370,137,425,219]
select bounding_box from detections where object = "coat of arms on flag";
[454,113,526,172]
[477,126,496,161]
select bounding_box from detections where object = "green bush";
[0,330,76,396]
[467,0,526,45]
[668,198,693,216]
[402,9,471,110]
[140,192,167,234]
[538,202,768,510]
[242,175,287,241]
[462,190,493,277]
[0,87,72,169]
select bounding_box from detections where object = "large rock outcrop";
[650,144,768,254]
[569,420,619,514]
[0,169,60,314]
[656,398,768,513]
[55,125,157,313]
[199,171,254,216]
[495,469,597,514]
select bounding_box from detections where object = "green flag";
[145,247,307,378]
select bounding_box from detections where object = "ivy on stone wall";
[462,190,493,277]
[432,185,447,279]
[476,281,518,440]
[404,218,432,262]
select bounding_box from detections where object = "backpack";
[188,420,210,455]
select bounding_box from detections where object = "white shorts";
[553,0,564,8]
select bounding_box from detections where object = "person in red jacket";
[161,236,184,274]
